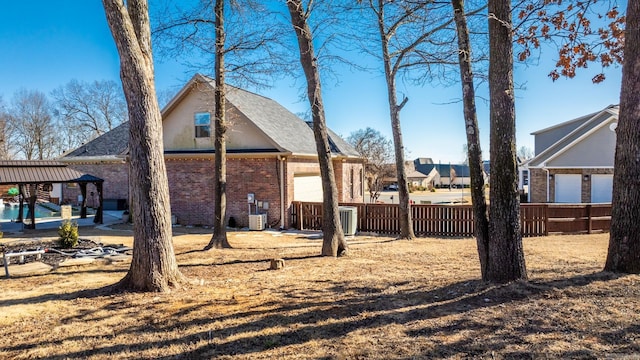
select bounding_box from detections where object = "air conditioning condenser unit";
[338,206,358,236]
[249,213,267,231]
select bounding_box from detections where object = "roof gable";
[528,107,618,168]
[62,74,360,159]
[61,122,129,159]
[162,74,358,157]
[531,105,618,155]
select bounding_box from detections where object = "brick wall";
[226,157,282,228]
[166,157,283,228]
[66,162,129,206]
[65,156,362,228]
[336,160,364,203]
[529,167,614,203]
[166,158,216,226]
[529,168,548,202]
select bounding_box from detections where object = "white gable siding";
[163,87,215,151]
[546,123,616,168]
[162,87,276,152]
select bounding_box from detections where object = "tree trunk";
[205,0,231,250]
[605,0,640,273]
[377,0,414,240]
[287,0,347,257]
[451,0,490,278]
[102,0,184,291]
[487,0,527,283]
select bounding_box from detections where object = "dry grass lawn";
[0,225,639,359]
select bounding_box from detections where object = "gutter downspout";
[280,156,286,230]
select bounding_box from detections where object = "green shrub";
[58,220,79,248]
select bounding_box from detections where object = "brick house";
[60,74,364,228]
[524,105,617,203]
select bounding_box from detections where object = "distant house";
[524,105,617,203]
[60,74,364,228]
[405,159,438,188]
[413,159,472,188]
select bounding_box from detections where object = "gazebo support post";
[17,184,24,223]
[80,183,87,219]
[25,183,37,229]
[93,182,104,224]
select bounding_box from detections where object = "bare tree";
[486,0,527,282]
[0,96,13,159]
[287,0,347,257]
[153,0,289,249]
[347,127,394,202]
[357,0,470,240]
[452,0,490,279]
[152,0,289,88]
[7,89,56,160]
[606,1,640,273]
[51,79,127,149]
[449,164,457,189]
[102,0,184,292]
[517,146,533,160]
[204,0,232,250]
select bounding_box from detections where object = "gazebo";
[0,160,104,229]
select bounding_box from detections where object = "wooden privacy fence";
[290,202,612,238]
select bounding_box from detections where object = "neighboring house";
[483,160,491,184]
[413,159,472,188]
[406,159,438,188]
[524,104,617,203]
[60,74,364,228]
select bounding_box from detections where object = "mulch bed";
[0,238,103,267]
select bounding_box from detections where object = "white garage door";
[294,174,323,202]
[591,174,613,203]
[555,174,582,203]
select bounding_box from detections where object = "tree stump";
[270,258,285,270]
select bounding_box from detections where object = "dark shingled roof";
[63,122,130,158]
[210,76,359,157]
[413,159,471,178]
[0,160,103,184]
[62,75,360,159]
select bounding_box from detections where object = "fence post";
[587,204,592,234]
[298,202,303,231]
[544,204,549,236]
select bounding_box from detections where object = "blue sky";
[0,1,623,163]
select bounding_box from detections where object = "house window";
[195,112,211,138]
[350,168,355,199]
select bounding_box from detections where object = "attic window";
[195,112,211,138]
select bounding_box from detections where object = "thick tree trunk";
[205,0,231,250]
[287,0,347,257]
[102,0,184,291]
[605,0,640,273]
[377,1,414,240]
[487,0,527,283]
[451,0,490,278]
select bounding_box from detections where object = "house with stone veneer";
[524,104,617,203]
[59,74,364,228]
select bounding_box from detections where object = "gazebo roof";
[0,160,103,185]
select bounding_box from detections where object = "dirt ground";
[0,224,638,359]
